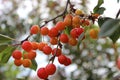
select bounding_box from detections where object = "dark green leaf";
[99,19,120,37]
[64,27,72,35]
[93,0,105,14]
[117,0,119,3]
[109,27,120,43]
[0,34,14,43]
[30,59,37,71]
[95,7,105,15]
[98,17,112,27]
[0,46,16,63]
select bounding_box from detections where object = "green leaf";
[64,27,72,35]
[96,7,105,15]
[0,46,16,63]
[93,0,105,14]
[99,19,120,37]
[77,32,85,49]
[0,44,8,53]
[30,59,37,71]
[109,27,120,43]
[98,17,112,27]
[0,34,14,43]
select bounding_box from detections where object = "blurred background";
[0,0,120,80]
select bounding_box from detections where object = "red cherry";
[12,50,22,59]
[37,67,48,79]
[43,45,52,55]
[21,41,33,52]
[59,34,69,43]
[52,48,62,57]
[64,57,72,66]
[58,54,67,64]
[45,63,56,75]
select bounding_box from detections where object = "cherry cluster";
[11,8,100,79]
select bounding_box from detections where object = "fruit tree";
[0,0,120,80]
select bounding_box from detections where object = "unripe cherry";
[40,26,49,35]
[50,37,58,45]
[72,16,80,24]
[12,50,22,59]
[52,48,62,57]
[64,14,72,27]
[21,41,33,52]
[59,34,69,43]
[75,9,83,15]
[27,50,36,60]
[14,59,22,66]
[45,63,56,75]
[38,42,47,51]
[43,45,52,55]
[58,54,67,64]
[31,42,39,50]
[22,59,32,68]
[69,37,78,46]
[30,25,40,34]
[37,67,48,79]
[89,28,99,39]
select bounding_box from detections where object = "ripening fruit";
[69,37,78,46]
[31,42,38,50]
[22,59,31,68]
[43,45,52,55]
[72,16,80,24]
[77,27,84,36]
[70,28,78,38]
[50,37,58,45]
[21,41,33,52]
[81,19,90,26]
[64,14,72,27]
[27,50,36,60]
[64,57,72,66]
[38,42,47,51]
[48,27,59,37]
[12,50,22,59]
[45,63,56,75]
[55,21,66,31]
[52,48,62,57]
[58,54,67,64]
[89,28,99,39]
[23,53,28,59]
[59,34,69,43]
[116,57,120,69]
[75,9,83,15]
[30,25,40,34]
[14,59,22,66]
[40,27,49,35]
[37,67,48,79]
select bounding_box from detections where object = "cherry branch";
[116,9,120,19]
[40,0,71,28]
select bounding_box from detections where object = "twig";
[116,9,120,19]
[40,0,71,28]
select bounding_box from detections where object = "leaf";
[0,34,14,43]
[0,46,16,63]
[98,17,112,27]
[93,0,105,14]
[30,59,37,71]
[96,7,105,15]
[117,0,119,3]
[109,27,120,43]
[64,27,72,35]
[99,19,120,37]
[0,44,8,53]
[77,32,85,49]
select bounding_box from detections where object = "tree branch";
[116,9,120,19]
